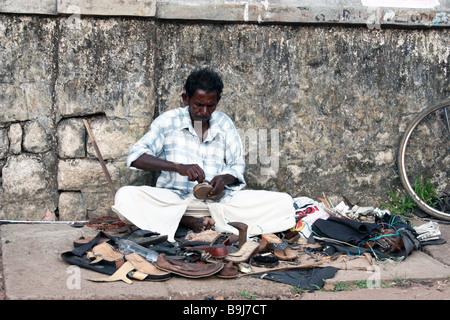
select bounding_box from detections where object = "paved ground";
[0,216,449,302]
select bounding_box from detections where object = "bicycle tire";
[398,99,450,221]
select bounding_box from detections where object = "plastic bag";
[292,197,329,238]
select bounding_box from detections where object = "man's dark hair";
[184,68,224,99]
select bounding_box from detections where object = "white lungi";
[111,186,295,242]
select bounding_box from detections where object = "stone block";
[2,154,51,198]
[58,0,156,17]
[57,118,85,158]
[7,123,22,155]
[81,190,115,218]
[0,15,56,123]
[0,128,8,159]
[58,191,86,221]
[85,117,138,161]
[57,158,118,192]
[0,0,56,15]
[55,17,155,122]
[22,119,54,153]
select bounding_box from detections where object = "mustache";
[194,115,210,120]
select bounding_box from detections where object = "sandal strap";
[269,241,289,251]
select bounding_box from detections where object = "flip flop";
[155,253,223,278]
[193,183,225,201]
[261,233,297,261]
[224,241,260,263]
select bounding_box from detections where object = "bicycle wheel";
[398,99,450,221]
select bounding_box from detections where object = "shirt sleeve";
[219,122,246,190]
[126,118,165,169]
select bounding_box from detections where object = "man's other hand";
[176,164,205,182]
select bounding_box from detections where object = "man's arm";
[131,154,206,183]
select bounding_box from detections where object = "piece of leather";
[125,253,172,281]
[89,261,134,284]
[217,261,238,278]
[225,241,260,263]
[88,242,125,269]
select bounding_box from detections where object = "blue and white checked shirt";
[127,106,246,196]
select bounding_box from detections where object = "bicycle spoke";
[445,107,450,133]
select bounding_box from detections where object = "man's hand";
[176,164,205,183]
[209,174,238,197]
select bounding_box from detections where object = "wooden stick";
[83,119,117,196]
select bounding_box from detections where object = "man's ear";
[182,92,189,106]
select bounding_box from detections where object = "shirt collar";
[180,106,223,141]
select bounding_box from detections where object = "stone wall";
[0,13,449,220]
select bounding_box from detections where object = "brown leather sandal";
[261,233,297,261]
[193,183,225,201]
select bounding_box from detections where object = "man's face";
[183,89,220,124]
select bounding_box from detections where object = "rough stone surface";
[57,159,118,191]
[7,123,22,155]
[85,117,138,161]
[0,12,448,220]
[22,119,54,153]
[1,154,58,219]
[0,128,8,159]
[58,191,86,221]
[57,118,86,159]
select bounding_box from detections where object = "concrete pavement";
[0,218,449,300]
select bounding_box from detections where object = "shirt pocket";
[164,129,198,163]
[205,139,226,166]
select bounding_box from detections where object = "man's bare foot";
[180,216,215,233]
[203,217,215,230]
